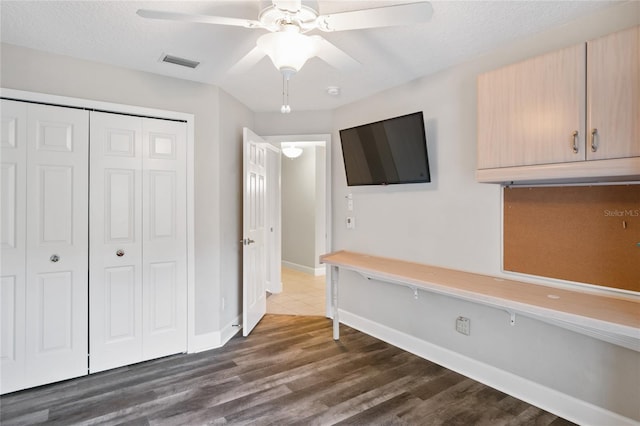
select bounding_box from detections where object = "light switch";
[346,216,355,229]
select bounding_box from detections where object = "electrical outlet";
[456,316,470,335]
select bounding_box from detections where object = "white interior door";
[89,112,143,373]
[242,128,268,336]
[1,98,189,391]
[0,102,90,393]
[24,103,89,390]
[90,111,187,373]
[1,100,28,393]
[141,117,187,360]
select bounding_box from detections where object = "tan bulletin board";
[503,184,640,292]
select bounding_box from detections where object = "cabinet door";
[24,104,89,389]
[587,26,640,160]
[477,44,586,169]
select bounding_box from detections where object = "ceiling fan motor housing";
[259,0,320,32]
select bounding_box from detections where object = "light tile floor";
[266,267,326,316]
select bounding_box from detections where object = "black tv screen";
[339,112,430,186]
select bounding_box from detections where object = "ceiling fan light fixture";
[282,145,303,158]
[257,28,315,75]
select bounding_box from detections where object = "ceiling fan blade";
[311,36,360,71]
[136,9,263,29]
[272,0,302,13]
[316,2,433,32]
[227,46,267,74]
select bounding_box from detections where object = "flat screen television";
[339,112,430,186]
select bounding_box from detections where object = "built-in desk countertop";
[320,251,640,350]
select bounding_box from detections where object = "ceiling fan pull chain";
[280,73,291,114]
[286,77,291,113]
[282,74,286,111]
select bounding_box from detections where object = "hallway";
[266,267,326,316]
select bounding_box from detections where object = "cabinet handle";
[50,254,60,263]
[116,249,125,257]
[591,128,598,152]
[571,131,579,154]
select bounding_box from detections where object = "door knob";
[240,238,256,245]
[116,249,125,257]
[50,254,60,263]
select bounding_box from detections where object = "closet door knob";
[116,249,125,257]
[50,254,60,263]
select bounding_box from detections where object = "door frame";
[264,144,282,295]
[0,88,197,351]
[263,134,332,317]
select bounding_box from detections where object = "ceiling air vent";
[161,54,200,69]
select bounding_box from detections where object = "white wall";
[0,43,253,342]
[218,89,255,330]
[281,146,317,270]
[330,3,639,423]
[254,110,332,135]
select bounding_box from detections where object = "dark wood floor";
[1,315,574,425]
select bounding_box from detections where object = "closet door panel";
[89,112,143,373]
[149,171,176,239]
[38,166,73,244]
[104,266,137,340]
[1,277,18,361]
[142,119,187,360]
[0,100,27,393]
[24,104,88,387]
[30,272,73,351]
[148,261,177,331]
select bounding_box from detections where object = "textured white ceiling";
[0,1,618,112]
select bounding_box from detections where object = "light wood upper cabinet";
[477,44,586,169]
[587,26,640,161]
[477,26,640,182]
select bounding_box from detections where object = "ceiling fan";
[137,0,433,112]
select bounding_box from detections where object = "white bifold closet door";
[89,111,187,373]
[1,100,89,393]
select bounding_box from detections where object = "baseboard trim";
[188,315,242,353]
[282,261,326,276]
[339,309,637,426]
[220,316,242,346]
[189,331,220,353]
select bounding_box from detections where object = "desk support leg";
[332,265,339,340]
